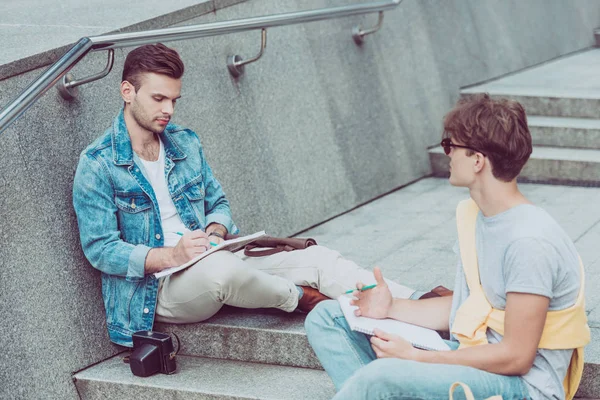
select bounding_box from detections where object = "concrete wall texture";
[0,0,599,398]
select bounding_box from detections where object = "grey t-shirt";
[448,204,580,400]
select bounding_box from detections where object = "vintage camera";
[129,331,177,377]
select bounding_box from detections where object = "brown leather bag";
[243,236,317,257]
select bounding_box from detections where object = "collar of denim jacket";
[111,108,187,166]
[158,129,186,161]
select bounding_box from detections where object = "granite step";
[154,305,599,398]
[429,145,600,187]
[154,306,321,369]
[528,116,600,149]
[73,354,335,400]
[460,48,600,119]
[459,91,600,119]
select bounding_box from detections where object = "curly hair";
[443,93,532,182]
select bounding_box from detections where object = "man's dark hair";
[122,43,184,90]
[443,93,532,182]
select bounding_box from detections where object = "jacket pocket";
[182,178,206,223]
[115,192,152,244]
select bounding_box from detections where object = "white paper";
[337,295,450,351]
[154,231,267,278]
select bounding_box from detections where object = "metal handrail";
[0,0,401,135]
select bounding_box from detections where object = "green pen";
[345,284,377,294]
[175,231,218,247]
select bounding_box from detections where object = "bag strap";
[244,244,296,257]
[243,237,317,257]
[448,382,502,400]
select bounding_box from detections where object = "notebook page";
[154,231,266,278]
[337,295,450,351]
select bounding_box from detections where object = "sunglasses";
[440,138,486,157]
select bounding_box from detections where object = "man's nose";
[162,100,174,115]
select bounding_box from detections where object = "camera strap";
[170,332,181,360]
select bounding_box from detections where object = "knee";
[302,245,342,269]
[306,245,341,259]
[304,300,341,333]
[186,252,247,287]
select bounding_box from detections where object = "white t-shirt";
[138,140,187,247]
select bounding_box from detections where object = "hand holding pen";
[171,230,212,265]
[345,284,377,294]
[349,266,393,319]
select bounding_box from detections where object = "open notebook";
[337,295,450,351]
[154,231,266,278]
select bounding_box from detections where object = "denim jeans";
[305,300,531,400]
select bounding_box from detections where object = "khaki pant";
[155,245,415,324]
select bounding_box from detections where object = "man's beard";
[131,102,166,135]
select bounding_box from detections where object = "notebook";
[154,231,267,278]
[337,295,450,351]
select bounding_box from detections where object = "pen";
[345,284,377,294]
[175,231,218,247]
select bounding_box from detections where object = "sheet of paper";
[154,231,266,279]
[337,295,450,351]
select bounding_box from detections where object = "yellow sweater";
[450,198,590,400]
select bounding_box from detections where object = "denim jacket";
[73,109,238,347]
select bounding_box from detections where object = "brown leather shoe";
[418,285,454,300]
[297,286,330,312]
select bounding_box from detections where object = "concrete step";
[528,116,600,149]
[73,354,335,400]
[154,306,321,369]
[429,145,600,187]
[460,48,600,119]
[579,327,600,399]
[460,91,600,119]
[158,306,599,398]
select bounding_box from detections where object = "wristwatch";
[208,231,225,239]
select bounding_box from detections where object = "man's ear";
[120,81,135,104]
[473,153,486,174]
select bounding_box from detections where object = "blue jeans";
[305,300,531,400]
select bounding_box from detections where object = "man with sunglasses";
[305,93,589,400]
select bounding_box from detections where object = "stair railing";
[0,0,402,135]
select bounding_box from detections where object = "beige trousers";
[155,245,415,324]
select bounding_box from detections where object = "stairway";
[73,307,335,399]
[429,48,600,187]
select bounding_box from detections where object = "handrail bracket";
[227,29,267,78]
[352,11,384,45]
[57,49,115,100]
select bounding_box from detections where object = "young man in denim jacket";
[72,43,417,347]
